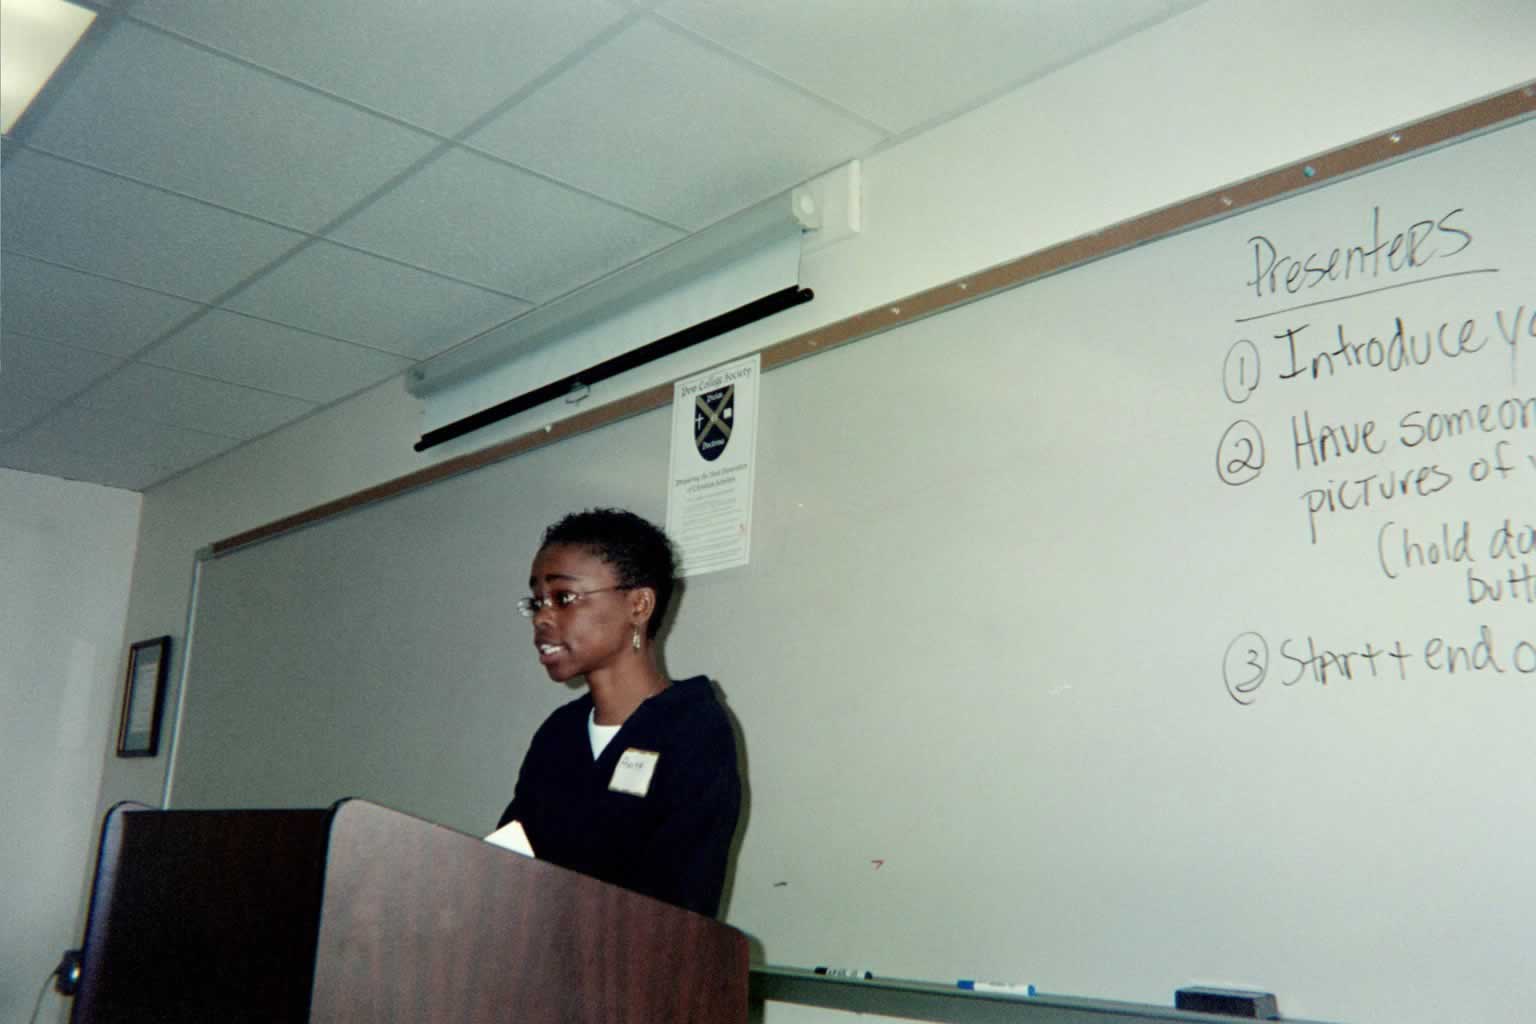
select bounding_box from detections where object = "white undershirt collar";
[588,709,622,759]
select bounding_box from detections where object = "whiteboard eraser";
[1175,987,1279,1019]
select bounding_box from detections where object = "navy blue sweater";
[498,676,741,917]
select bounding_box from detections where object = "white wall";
[79,0,1535,1017]
[0,469,141,1024]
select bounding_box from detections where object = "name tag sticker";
[609,748,660,797]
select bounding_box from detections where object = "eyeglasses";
[516,586,631,617]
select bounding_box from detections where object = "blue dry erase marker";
[958,980,1036,997]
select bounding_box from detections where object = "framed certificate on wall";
[117,636,170,757]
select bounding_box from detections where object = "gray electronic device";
[1175,987,1280,1019]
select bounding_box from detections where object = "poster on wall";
[666,353,761,577]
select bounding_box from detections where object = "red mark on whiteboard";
[871,859,885,870]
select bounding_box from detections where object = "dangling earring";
[632,626,642,651]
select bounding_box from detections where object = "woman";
[498,508,742,918]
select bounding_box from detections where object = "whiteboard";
[169,116,1536,1024]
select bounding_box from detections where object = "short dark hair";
[541,508,677,637]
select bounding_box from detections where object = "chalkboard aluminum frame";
[117,636,171,757]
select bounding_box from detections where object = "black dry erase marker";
[813,966,874,980]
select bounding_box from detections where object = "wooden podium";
[70,799,748,1023]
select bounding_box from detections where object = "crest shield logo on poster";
[694,385,734,462]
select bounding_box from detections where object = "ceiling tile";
[655,0,1171,134]
[332,148,683,301]
[0,253,202,356]
[145,310,414,404]
[0,389,56,434]
[23,21,440,232]
[1,332,124,402]
[0,405,239,490]
[470,19,886,230]
[0,438,159,490]
[224,241,532,360]
[129,0,633,137]
[75,363,316,440]
[0,147,304,302]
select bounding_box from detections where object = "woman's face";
[526,543,637,683]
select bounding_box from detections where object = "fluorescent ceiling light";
[1,0,96,135]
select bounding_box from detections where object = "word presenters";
[1212,119,1536,712]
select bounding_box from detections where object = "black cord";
[29,967,53,1024]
